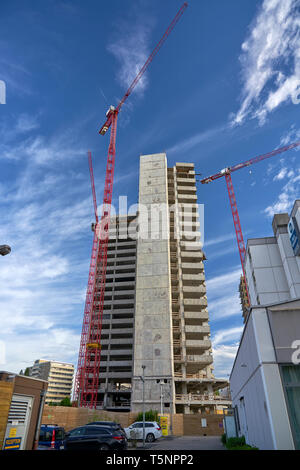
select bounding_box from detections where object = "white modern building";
[232,201,300,450]
[240,200,300,321]
[230,299,300,450]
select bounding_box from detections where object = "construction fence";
[42,405,224,436]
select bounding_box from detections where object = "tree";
[58,397,72,407]
[136,409,158,422]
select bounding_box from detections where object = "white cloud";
[206,267,242,292]
[232,0,300,125]
[167,124,228,155]
[107,10,155,98]
[0,119,95,374]
[211,327,243,378]
[273,167,288,180]
[264,159,300,217]
[205,233,237,247]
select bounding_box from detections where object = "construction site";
[74,1,300,425]
[1,0,300,452]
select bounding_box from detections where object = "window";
[281,365,300,450]
[145,423,154,428]
[55,429,65,440]
[69,427,85,437]
[234,405,240,432]
[39,430,52,442]
[85,427,110,435]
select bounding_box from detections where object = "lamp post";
[159,380,164,416]
[0,245,11,256]
[142,365,146,448]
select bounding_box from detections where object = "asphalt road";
[135,436,225,451]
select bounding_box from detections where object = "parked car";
[86,421,126,437]
[64,425,127,450]
[38,425,65,450]
[124,422,162,442]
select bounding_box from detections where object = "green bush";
[229,445,259,450]
[225,436,258,450]
[221,433,227,445]
[226,436,246,448]
[136,409,159,422]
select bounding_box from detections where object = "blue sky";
[0,0,299,378]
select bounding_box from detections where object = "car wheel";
[99,444,110,451]
[145,433,155,443]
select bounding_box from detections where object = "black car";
[64,425,127,451]
[86,421,126,437]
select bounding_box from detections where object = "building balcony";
[185,325,210,335]
[186,339,211,350]
[108,349,133,356]
[185,354,213,365]
[182,273,205,283]
[183,298,207,310]
[175,394,231,405]
[180,252,203,263]
[177,194,197,203]
[106,372,133,379]
[101,338,133,346]
[176,177,196,185]
[184,311,209,321]
[182,285,206,296]
[99,360,133,368]
[181,262,204,274]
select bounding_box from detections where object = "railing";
[107,386,132,392]
[175,394,228,402]
[173,355,183,362]
[108,401,131,408]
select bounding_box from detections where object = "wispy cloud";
[232,0,300,126]
[264,167,300,216]
[264,130,300,217]
[211,327,243,378]
[0,116,95,373]
[205,233,237,247]
[167,124,228,156]
[107,7,155,98]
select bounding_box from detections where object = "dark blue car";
[38,425,66,450]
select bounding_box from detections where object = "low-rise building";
[232,201,300,450]
[230,299,300,450]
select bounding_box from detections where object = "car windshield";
[84,427,111,435]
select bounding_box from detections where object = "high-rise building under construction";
[90,153,230,413]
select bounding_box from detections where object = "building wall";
[29,360,74,404]
[245,239,290,306]
[132,153,174,412]
[230,308,295,450]
[244,203,300,313]
[99,215,137,410]
[0,381,14,449]
[131,154,229,414]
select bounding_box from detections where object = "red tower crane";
[200,140,300,305]
[75,2,188,409]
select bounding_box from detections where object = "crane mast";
[200,140,300,307]
[75,3,188,408]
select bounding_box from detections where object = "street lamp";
[139,365,146,448]
[0,245,11,256]
[159,380,165,416]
